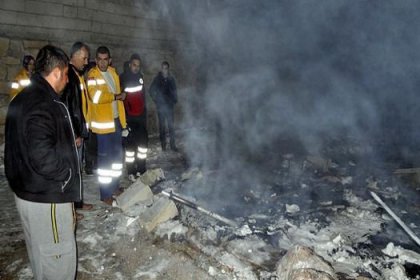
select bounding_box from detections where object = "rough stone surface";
[115,180,153,212]
[138,168,165,187]
[0,38,10,57]
[276,245,337,280]
[141,195,179,232]
[290,269,336,280]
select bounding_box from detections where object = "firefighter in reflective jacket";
[9,55,35,100]
[87,46,127,205]
[119,54,148,179]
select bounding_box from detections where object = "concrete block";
[0,82,9,96]
[77,0,85,7]
[8,40,24,58]
[23,40,48,49]
[7,65,20,81]
[138,168,165,187]
[276,245,337,280]
[141,195,178,232]
[2,56,20,65]
[63,5,78,18]
[25,1,63,16]
[77,7,94,20]
[0,66,7,80]
[0,0,24,11]
[0,11,18,26]
[115,180,153,212]
[0,37,10,57]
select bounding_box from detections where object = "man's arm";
[25,108,70,181]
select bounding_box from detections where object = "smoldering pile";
[150,149,420,280]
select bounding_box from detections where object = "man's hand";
[75,137,83,148]
[122,129,129,137]
[115,92,127,101]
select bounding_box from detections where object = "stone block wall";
[0,0,195,141]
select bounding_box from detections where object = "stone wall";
[0,0,195,140]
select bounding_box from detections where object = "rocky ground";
[1,133,420,279]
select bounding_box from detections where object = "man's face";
[72,47,89,72]
[96,52,111,72]
[57,66,69,93]
[27,59,35,74]
[162,64,169,78]
[129,59,141,74]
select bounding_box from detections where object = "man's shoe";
[113,187,124,197]
[101,197,114,206]
[76,212,84,221]
[128,174,136,182]
[80,203,93,211]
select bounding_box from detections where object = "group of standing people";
[4,43,178,279]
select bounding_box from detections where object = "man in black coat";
[5,45,81,279]
[61,42,93,218]
[149,61,178,151]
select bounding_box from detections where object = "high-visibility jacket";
[10,68,31,100]
[77,71,91,131]
[87,66,126,134]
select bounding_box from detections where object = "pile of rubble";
[109,150,420,279]
[114,168,178,232]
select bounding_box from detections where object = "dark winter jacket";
[120,71,147,116]
[5,73,82,203]
[61,64,88,138]
[149,72,177,108]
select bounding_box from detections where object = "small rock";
[276,245,337,280]
[286,204,300,214]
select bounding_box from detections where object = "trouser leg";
[97,120,123,200]
[136,116,148,174]
[166,107,176,148]
[84,131,97,173]
[15,195,76,280]
[157,109,167,149]
[75,143,84,208]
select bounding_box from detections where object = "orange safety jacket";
[10,68,31,100]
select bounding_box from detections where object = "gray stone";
[115,180,153,212]
[0,0,24,12]
[25,1,63,17]
[0,82,9,96]
[23,40,48,49]
[141,196,178,232]
[8,40,23,57]
[276,245,337,280]
[0,65,7,80]
[289,269,336,280]
[7,65,20,81]
[138,168,165,187]
[63,5,78,18]
[2,56,20,65]
[0,37,10,57]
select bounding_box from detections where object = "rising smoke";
[156,1,420,213]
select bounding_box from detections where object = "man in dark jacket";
[61,42,93,219]
[4,45,81,280]
[120,53,148,178]
[149,61,178,151]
